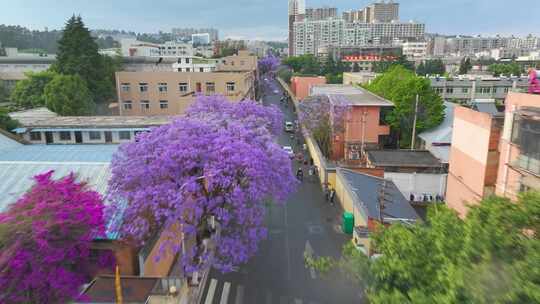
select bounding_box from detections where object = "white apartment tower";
[288,0,306,56]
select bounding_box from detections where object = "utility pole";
[361,111,367,157]
[378,180,387,223]
[410,94,419,150]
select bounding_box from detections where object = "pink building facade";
[496,92,540,200]
[446,105,503,216]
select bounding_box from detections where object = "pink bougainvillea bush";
[108,94,297,274]
[0,171,112,304]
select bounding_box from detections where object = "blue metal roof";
[0,135,124,240]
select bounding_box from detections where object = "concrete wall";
[142,224,183,277]
[496,92,540,200]
[446,105,500,216]
[116,71,255,116]
[385,172,447,199]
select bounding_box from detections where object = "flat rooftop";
[311,84,393,107]
[9,108,174,129]
[366,150,442,168]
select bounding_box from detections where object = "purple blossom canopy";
[258,54,280,75]
[108,95,297,273]
[0,171,112,304]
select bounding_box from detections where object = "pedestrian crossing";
[201,278,324,304]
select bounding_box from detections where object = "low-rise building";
[310,84,393,161]
[342,72,378,86]
[290,76,327,100]
[9,108,172,144]
[402,41,428,60]
[0,48,56,90]
[429,75,530,103]
[335,168,419,254]
[116,71,256,116]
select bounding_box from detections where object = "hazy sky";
[0,0,538,40]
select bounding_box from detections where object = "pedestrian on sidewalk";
[329,189,336,205]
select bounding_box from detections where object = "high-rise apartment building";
[366,0,399,23]
[294,18,344,56]
[305,7,337,20]
[288,0,306,56]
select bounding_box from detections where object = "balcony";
[514,154,540,177]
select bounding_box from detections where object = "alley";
[199,77,363,304]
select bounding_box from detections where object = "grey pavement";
[199,77,363,304]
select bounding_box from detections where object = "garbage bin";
[342,212,354,234]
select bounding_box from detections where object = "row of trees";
[9,16,120,115]
[364,65,445,147]
[309,192,540,303]
[488,62,524,76]
[282,55,349,84]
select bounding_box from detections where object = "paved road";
[200,77,363,304]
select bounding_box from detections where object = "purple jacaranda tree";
[0,171,112,304]
[108,95,296,276]
[298,95,349,158]
[258,54,280,75]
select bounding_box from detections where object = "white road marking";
[204,279,218,304]
[265,291,272,304]
[235,285,244,304]
[294,298,303,304]
[220,282,231,304]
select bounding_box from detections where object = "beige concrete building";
[116,70,256,116]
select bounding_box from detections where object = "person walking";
[323,183,329,202]
[329,188,336,205]
[296,167,304,181]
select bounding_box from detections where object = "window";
[59,131,71,141]
[139,83,149,92]
[435,87,444,94]
[30,132,41,141]
[476,87,491,94]
[160,100,169,109]
[206,82,215,93]
[199,67,204,72]
[227,82,236,92]
[141,100,150,111]
[119,131,131,140]
[123,101,132,110]
[179,82,189,92]
[504,87,509,93]
[186,58,190,64]
[121,83,130,92]
[186,68,191,72]
[462,88,469,93]
[89,131,101,140]
[158,83,168,92]
[446,87,454,94]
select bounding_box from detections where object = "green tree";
[373,55,414,73]
[488,63,524,77]
[9,70,57,108]
[365,65,445,147]
[44,74,95,115]
[458,57,473,75]
[417,59,445,76]
[311,192,540,303]
[277,68,293,84]
[0,107,19,131]
[53,15,115,105]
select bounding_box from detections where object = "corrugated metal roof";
[418,102,456,144]
[338,168,419,222]
[0,134,124,240]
